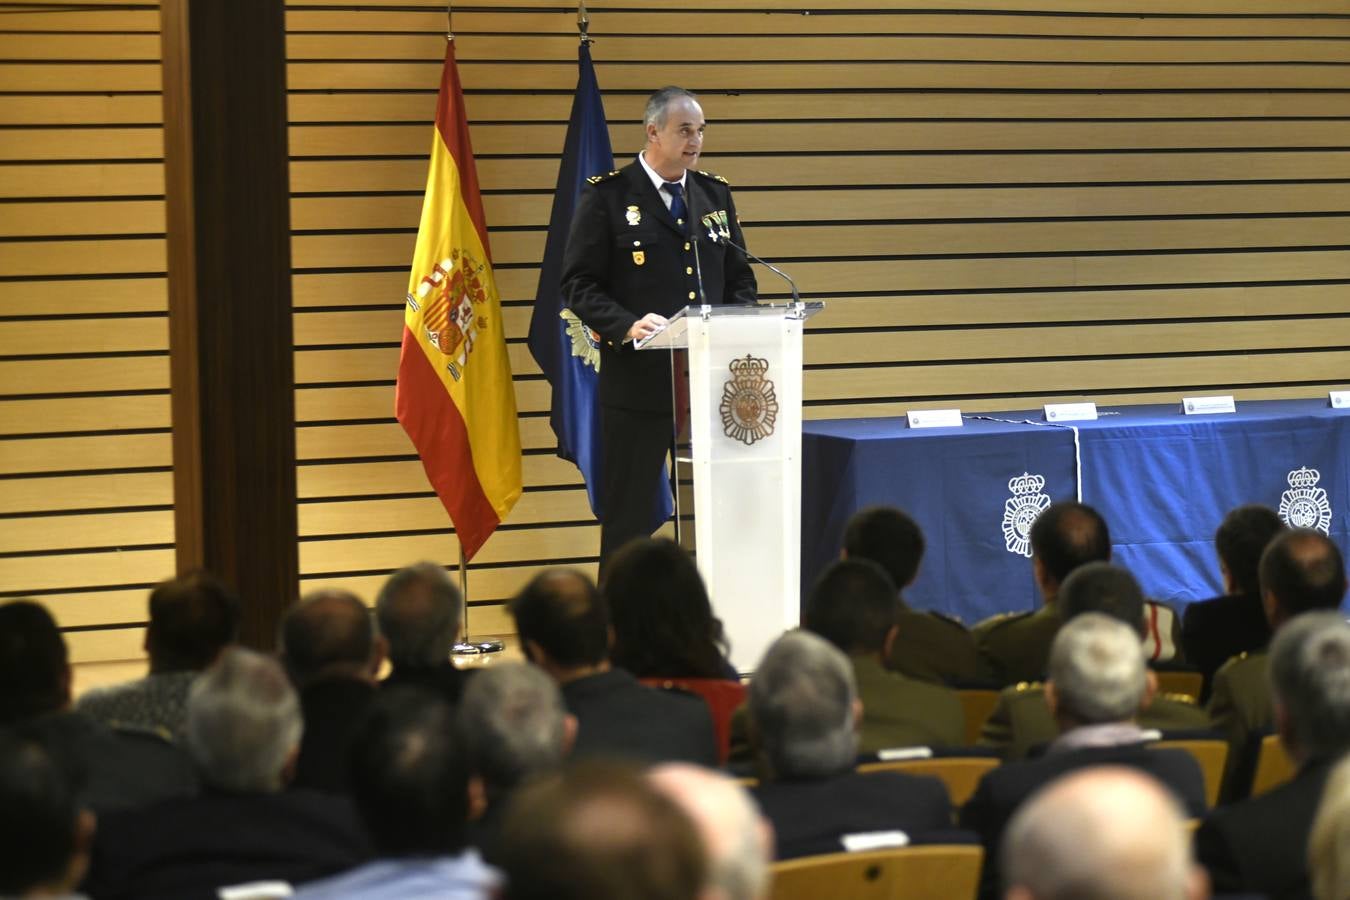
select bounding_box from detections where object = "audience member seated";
[972,502,1111,686]
[77,571,239,742]
[962,613,1208,898]
[649,763,772,900]
[281,588,387,793]
[1309,754,1350,900]
[293,688,498,899]
[603,537,738,680]
[1196,611,1350,899]
[804,559,964,752]
[1207,528,1347,797]
[458,662,575,864]
[746,630,953,860]
[0,734,97,900]
[509,568,717,766]
[841,505,981,684]
[1180,505,1285,700]
[979,563,1207,760]
[497,762,706,900]
[85,647,371,900]
[0,600,196,815]
[1001,766,1210,900]
[376,562,473,704]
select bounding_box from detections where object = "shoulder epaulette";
[1161,691,1198,706]
[1014,681,1043,693]
[691,169,729,184]
[585,170,621,185]
[929,610,968,629]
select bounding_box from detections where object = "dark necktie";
[663,180,687,227]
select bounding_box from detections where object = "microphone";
[708,223,800,306]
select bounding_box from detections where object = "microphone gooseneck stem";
[717,227,799,305]
[691,235,710,310]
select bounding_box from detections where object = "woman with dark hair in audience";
[602,538,737,681]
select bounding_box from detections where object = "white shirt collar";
[638,150,686,196]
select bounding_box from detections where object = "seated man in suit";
[747,630,954,859]
[979,562,1207,760]
[962,613,1207,898]
[294,689,498,899]
[459,662,575,864]
[280,588,388,793]
[1208,528,1347,798]
[0,600,197,816]
[804,558,965,752]
[1180,504,1285,700]
[972,502,1111,686]
[85,647,371,899]
[1002,767,1210,900]
[1197,611,1350,899]
[77,570,240,742]
[376,561,473,704]
[508,568,717,766]
[841,505,981,684]
[497,762,706,900]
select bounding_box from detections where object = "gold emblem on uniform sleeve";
[632,250,645,266]
[625,206,641,227]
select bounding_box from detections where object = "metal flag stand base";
[450,544,506,658]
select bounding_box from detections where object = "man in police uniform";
[561,86,757,565]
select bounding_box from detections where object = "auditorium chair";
[955,689,1000,746]
[770,845,983,900]
[857,751,1001,808]
[1152,736,1228,808]
[1249,733,1295,797]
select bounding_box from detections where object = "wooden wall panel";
[3,1,1349,667]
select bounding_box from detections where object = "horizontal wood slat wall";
[3,1,1349,668]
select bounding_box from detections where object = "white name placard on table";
[907,408,963,429]
[1331,391,1350,409]
[1182,395,1236,416]
[1044,402,1098,422]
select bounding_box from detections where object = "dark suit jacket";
[293,677,379,794]
[381,661,474,706]
[1195,756,1334,900]
[84,788,372,900]
[561,668,718,766]
[1180,592,1270,698]
[752,770,954,860]
[561,159,757,412]
[961,743,1208,899]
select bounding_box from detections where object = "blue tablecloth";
[801,399,1350,625]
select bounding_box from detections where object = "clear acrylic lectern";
[639,302,824,672]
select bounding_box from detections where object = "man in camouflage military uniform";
[561,86,757,565]
[971,502,1111,686]
[979,562,1208,759]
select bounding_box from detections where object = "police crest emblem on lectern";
[720,355,778,446]
[1003,472,1051,558]
[1279,466,1332,534]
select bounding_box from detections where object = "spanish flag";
[395,39,521,560]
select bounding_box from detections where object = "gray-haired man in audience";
[377,562,472,704]
[85,647,371,899]
[746,630,952,859]
[459,662,575,863]
[1002,766,1209,900]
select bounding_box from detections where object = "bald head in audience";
[649,763,773,900]
[280,589,385,687]
[1259,528,1347,628]
[1031,502,1112,604]
[1002,767,1208,900]
[498,762,705,900]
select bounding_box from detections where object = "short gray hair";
[376,562,462,667]
[644,86,699,129]
[1310,753,1350,900]
[1270,611,1350,762]
[649,763,771,900]
[1003,766,1198,900]
[186,647,302,793]
[458,662,567,792]
[1048,612,1147,725]
[748,630,857,779]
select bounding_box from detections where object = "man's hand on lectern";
[627,313,669,343]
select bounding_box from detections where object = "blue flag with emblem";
[529,42,673,529]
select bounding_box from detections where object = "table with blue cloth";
[801,398,1350,625]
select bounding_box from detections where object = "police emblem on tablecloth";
[407,249,489,382]
[1003,472,1051,558]
[559,309,600,373]
[1279,466,1332,534]
[720,355,778,446]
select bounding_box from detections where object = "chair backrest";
[771,845,983,900]
[956,689,1000,745]
[1153,669,1203,704]
[1152,738,1227,808]
[1250,733,1295,796]
[856,756,1000,809]
[640,677,746,765]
